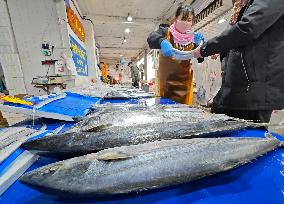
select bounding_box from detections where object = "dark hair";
[100,62,104,64]
[175,3,195,19]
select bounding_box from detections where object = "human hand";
[210,54,219,60]
[193,42,203,59]
[160,40,174,57]
[194,32,205,46]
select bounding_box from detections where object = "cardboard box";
[0,111,9,128]
[13,94,28,99]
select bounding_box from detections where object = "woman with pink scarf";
[147,3,204,105]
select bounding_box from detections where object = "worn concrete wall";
[7,0,68,95]
[5,0,99,95]
[0,0,27,95]
[83,20,99,80]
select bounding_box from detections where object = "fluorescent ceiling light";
[127,14,133,22]
[125,28,131,33]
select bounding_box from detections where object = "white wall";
[7,0,69,95]
[4,0,99,95]
[83,20,99,80]
[0,0,27,95]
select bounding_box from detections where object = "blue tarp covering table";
[2,92,100,119]
[1,98,284,204]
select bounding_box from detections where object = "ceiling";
[77,0,232,65]
[77,0,195,64]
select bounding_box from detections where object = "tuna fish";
[104,89,155,99]
[89,103,195,114]
[68,105,226,133]
[21,119,251,158]
[20,135,282,197]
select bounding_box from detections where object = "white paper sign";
[55,60,67,75]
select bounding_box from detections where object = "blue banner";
[69,35,88,76]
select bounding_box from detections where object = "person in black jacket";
[194,0,284,123]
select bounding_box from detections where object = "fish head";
[20,157,96,196]
[20,163,64,190]
[22,134,64,150]
[21,132,90,157]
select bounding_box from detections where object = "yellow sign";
[71,42,86,60]
[66,7,85,42]
[0,95,34,106]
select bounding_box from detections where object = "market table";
[1,98,284,204]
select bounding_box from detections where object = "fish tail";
[265,132,284,147]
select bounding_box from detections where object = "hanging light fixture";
[125,28,131,33]
[127,13,133,22]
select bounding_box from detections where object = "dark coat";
[200,0,284,110]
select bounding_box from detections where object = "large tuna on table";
[21,119,251,158]
[69,104,211,133]
[20,135,282,197]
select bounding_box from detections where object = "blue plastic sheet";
[1,130,284,204]
[1,98,284,203]
[4,92,100,118]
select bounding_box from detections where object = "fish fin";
[82,124,110,132]
[96,151,133,161]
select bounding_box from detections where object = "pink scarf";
[169,24,194,46]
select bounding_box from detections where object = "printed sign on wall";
[66,5,85,42]
[55,60,67,75]
[69,35,88,76]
